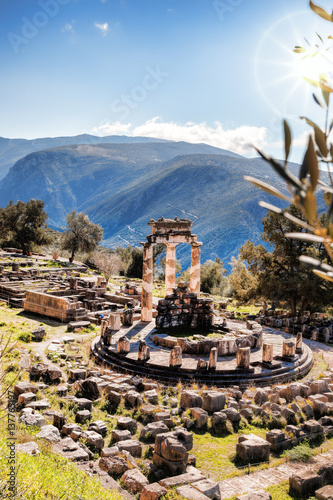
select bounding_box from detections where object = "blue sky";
[1,0,333,162]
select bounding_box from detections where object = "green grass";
[192,426,272,481]
[0,436,125,499]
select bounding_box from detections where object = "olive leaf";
[244,176,291,201]
[284,232,325,242]
[300,117,328,158]
[283,120,292,164]
[309,0,333,22]
[313,93,327,109]
[300,135,320,190]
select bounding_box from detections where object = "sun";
[254,10,333,122]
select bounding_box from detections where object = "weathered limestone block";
[36,425,61,443]
[121,468,149,493]
[123,309,133,326]
[262,343,273,363]
[17,441,40,456]
[138,341,150,363]
[88,420,107,436]
[69,368,86,381]
[144,389,159,405]
[19,408,46,428]
[153,428,193,476]
[31,327,46,341]
[202,392,226,414]
[99,455,130,476]
[289,472,323,496]
[117,336,130,354]
[254,389,269,406]
[265,429,292,452]
[82,430,104,450]
[222,407,241,423]
[140,422,169,440]
[140,482,168,500]
[236,434,270,463]
[180,390,203,409]
[53,412,66,430]
[160,436,188,462]
[282,340,296,357]
[176,485,211,500]
[125,390,144,407]
[170,346,182,368]
[117,417,138,433]
[112,429,132,442]
[197,358,208,371]
[81,378,101,401]
[192,478,221,500]
[209,347,217,371]
[75,410,91,424]
[296,332,303,352]
[107,391,122,407]
[102,326,114,347]
[74,398,93,411]
[315,485,333,500]
[310,380,331,395]
[14,381,38,398]
[109,313,121,331]
[236,347,250,369]
[190,407,208,429]
[117,439,142,458]
[18,392,36,405]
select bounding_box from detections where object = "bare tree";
[91,251,124,284]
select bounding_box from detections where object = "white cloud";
[91,117,268,155]
[94,22,109,36]
[94,121,132,135]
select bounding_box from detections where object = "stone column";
[69,277,78,290]
[190,242,202,297]
[296,332,303,352]
[170,346,182,368]
[236,347,250,369]
[209,347,217,371]
[262,343,273,363]
[109,313,121,331]
[117,336,130,354]
[282,340,296,357]
[141,243,154,322]
[165,243,178,296]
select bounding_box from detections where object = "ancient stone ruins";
[141,217,201,322]
[4,217,333,500]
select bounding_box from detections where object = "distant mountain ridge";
[0,137,312,269]
[0,133,241,181]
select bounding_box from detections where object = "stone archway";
[141,217,202,322]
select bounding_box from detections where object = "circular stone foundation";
[91,320,313,388]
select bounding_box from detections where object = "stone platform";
[91,321,313,388]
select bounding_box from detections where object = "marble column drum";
[165,243,177,296]
[141,243,154,322]
[190,242,202,297]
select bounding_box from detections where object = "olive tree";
[60,211,104,261]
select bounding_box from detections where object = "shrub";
[282,441,314,462]
[18,332,32,343]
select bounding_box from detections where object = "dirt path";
[218,450,333,499]
[30,330,96,382]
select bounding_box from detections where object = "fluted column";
[190,242,202,297]
[165,243,177,296]
[141,243,154,322]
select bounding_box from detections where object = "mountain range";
[0,134,321,270]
